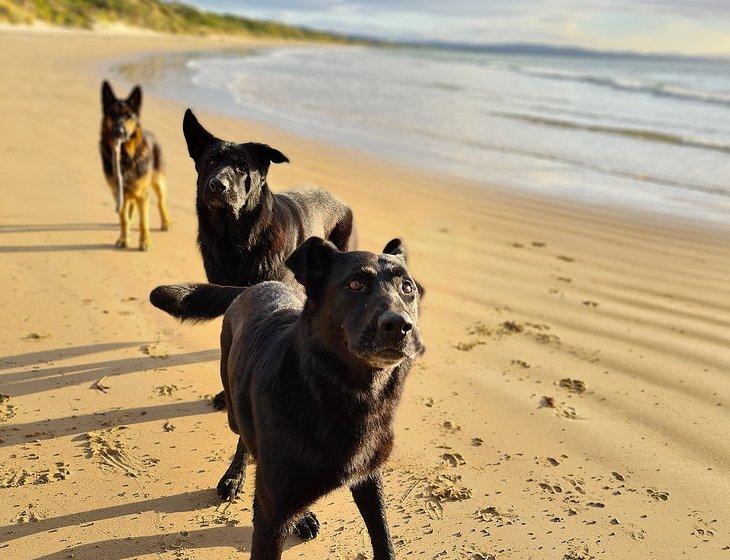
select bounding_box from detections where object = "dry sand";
[1,28,729,560]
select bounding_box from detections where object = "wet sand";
[1,28,729,560]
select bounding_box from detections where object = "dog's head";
[287,237,425,369]
[182,109,289,216]
[101,81,142,143]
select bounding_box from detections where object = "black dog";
[182,109,355,286]
[150,237,425,559]
[183,109,356,409]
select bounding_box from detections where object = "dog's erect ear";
[248,143,290,168]
[183,109,216,161]
[383,238,408,262]
[101,80,116,111]
[383,238,425,298]
[127,85,142,114]
[285,237,339,301]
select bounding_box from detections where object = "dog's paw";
[161,221,171,232]
[139,239,150,251]
[291,511,320,541]
[217,473,245,502]
[212,391,227,411]
[115,237,128,249]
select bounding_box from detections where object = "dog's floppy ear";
[383,238,425,298]
[183,109,216,161]
[249,142,289,165]
[285,237,338,302]
[101,80,116,111]
[127,85,142,114]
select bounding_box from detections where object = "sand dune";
[0,29,728,560]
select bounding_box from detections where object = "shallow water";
[116,45,730,226]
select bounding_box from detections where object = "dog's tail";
[150,284,245,322]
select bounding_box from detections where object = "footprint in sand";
[0,461,70,488]
[13,503,47,524]
[559,378,587,394]
[82,426,158,477]
[441,452,467,467]
[154,384,178,396]
[139,342,170,359]
[419,473,473,520]
[474,505,519,526]
[511,359,531,369]
[0,393,17,422]
[540,396,580,420]
[196,502,241,527]
[454,340,485,351]
[22,332,50,341]
[646,488,669,501]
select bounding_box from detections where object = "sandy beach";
[1,28,729,560]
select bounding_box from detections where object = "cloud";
[191,0,730,55]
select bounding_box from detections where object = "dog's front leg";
[116,197,132,248]
[351,472,395,560]
[136,194,151,251]
[250,495,287,560]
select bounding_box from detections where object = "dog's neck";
[295,316,410,411]
[122,126,144,159]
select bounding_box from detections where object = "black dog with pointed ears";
[182,109,355,287]
[150,237,424,559]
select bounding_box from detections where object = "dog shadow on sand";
[1,489,305,559]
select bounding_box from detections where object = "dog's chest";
[342,427,393,484]
[214,240,287,285]
[320,409,395,487]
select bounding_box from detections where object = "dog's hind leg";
[217,437,248,501]
[151,172,172,231]
[115,197,132,248]
[136,194,151,251]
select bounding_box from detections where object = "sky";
[190,0,730,56]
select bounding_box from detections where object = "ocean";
[116,45,730,226]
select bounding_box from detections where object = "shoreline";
[1,28,728,560]
[106,42,730,235]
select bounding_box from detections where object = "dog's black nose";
[378,311,413,338]
[208,177,227,194]
[114,125,126,137]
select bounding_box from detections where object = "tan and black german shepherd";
[100,80,171,250]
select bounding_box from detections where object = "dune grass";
[0,0,359,42]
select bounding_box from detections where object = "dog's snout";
[378,311,413,338]
[113,124,126,137]
[208,177,227,194]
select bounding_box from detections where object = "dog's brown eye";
[402,281,413,294]
[347,279,363,291]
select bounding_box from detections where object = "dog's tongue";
[112,138,123,214]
